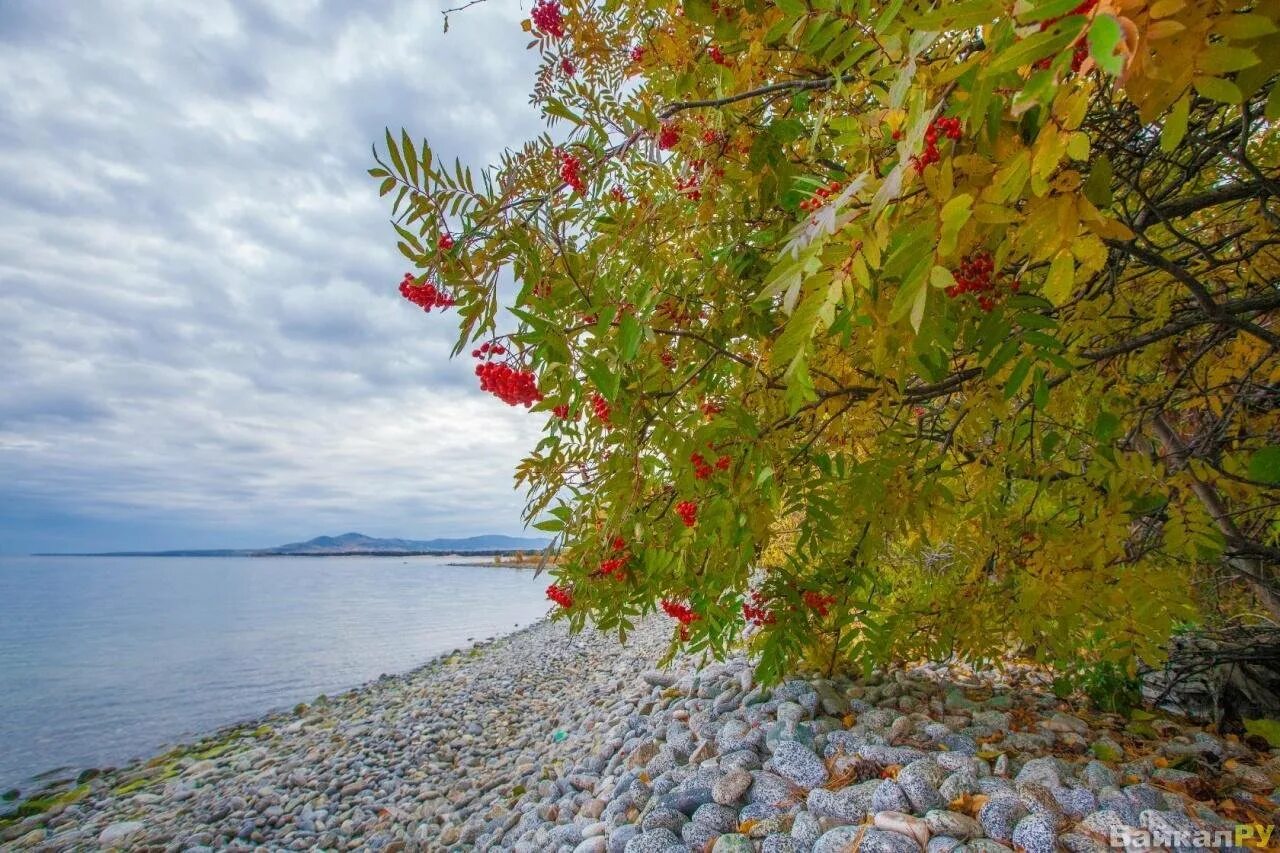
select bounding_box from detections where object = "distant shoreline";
[31,550,545,558]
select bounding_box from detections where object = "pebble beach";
[2,617,1278,852]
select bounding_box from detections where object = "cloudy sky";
[0,0,550,552]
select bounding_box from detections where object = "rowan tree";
[375,0,1280,681]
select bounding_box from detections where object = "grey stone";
[771,741,829,790]
[623,828,681,853]
[749,772,798,808]
[977,796,1028,842]
[691,803,738,835]
[872,779,912,813]
[1011,814,1057,853]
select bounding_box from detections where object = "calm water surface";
[0,555,551,793]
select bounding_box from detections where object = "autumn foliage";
[375,0,1280,681]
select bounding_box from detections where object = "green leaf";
[581,358,620,402]
[1215,13,1279,40]
[1193,76,1244,105]
[938,193,974,259]
[1083,153,1113,208]
[1160,94,1190,153]
[385,128,406,179]
[1019,0,1088,24]
[533,518,564,532]
[910,0,1002,31]
[1268,81,1280,121]
[1043,249,1075,305]
[770,284,826,373]
[1087,15,1125,76]
[618,313,643,361]
[1197,46,1259,75]
[1003,356,1032,399]
[401,130,419,186]
[1247,446,1280,484]
[986,16,1086,74]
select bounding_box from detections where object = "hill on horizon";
[40,532,552,557]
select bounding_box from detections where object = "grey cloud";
[0,0,549,552]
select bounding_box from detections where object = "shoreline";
[2,621,1277,852]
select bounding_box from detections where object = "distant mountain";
[41,532,551,557]
[256,532,549,555]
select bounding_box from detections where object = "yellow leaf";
[1149,0,1185,17]
[1044,249,1075,305]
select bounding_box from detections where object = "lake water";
[0,555,552,794]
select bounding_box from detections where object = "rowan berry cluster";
[913,116,963,174]
[946,251,1018,312]
[437,232,454,251]
[803,591,836,617]
[560,57,576,76]
[546,583,573,608]
[700,401,723,417]
[742,591,776,626]
[800,180,845,213]
[609,185,627,204]
[552,403,578,420]
[559,150,585,194]
[629,45,645,63]
[657,123,680,150]
[531,0,565,38]
[675,500,698,527]
[591,392,612,425]
[473,343,541,407]
[399,274,455,312]
[659,349,676,370]
[690,451,731,480]
[707,44,730,66]
[661,599,698,624]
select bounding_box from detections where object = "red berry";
[657,123,680,150]
[437,232,454,251]
[560,56,575,77]
[629,45,645,63]
[675,500,698,527]
[546,583,573,608]
[661,598,698,624]
[531,0,565,38]
[398,273,455,313]
[558,150,585,194]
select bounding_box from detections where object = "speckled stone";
[872,779,913,813]
[807,779,878,823]
[939,771,981,801]
[772,741,830,790]
[978,796,1029,843]
[812,826,862,853]
[623,827,680,853]
[640,807,687,834]
[1049,785,1098,818]
[897,759,945,813]
[713,767,754,806]
[1013,757,1065,788]
[1017,782,1068,829]
[792,809,822,848]
[691,802,738,835]
[924,810,983,840]
[749,771,800,808]
[717,719,764,754]
[859,827,926,853]
[1011,814,1057,853]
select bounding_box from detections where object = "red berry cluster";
[690,451,731,480]
[437,232,454,251]
[552,403,578,420]
[546,583,573,608]
[531,0,565,38]
[803,591,836,617]
[474,343,541,407]
[946,251,1018,312]
[742,591,776,626]
[531,281,552,299]
[610,185,627,203]
[655,299,702,326]
[591,392,612,426]
[629,45,645,63]
[657,123,680,150]
[599,536,630,578]
[913,116,963,174]
[559,150,585,194]
[800,180,845,213]
[659,349,676,370]
[560,57,576,77]
[700,400,723,417]
[675,172,701,201]
[707,44,730,66]
[399,274,455,312]
[661,599,698,624]
[675,500,698,527]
